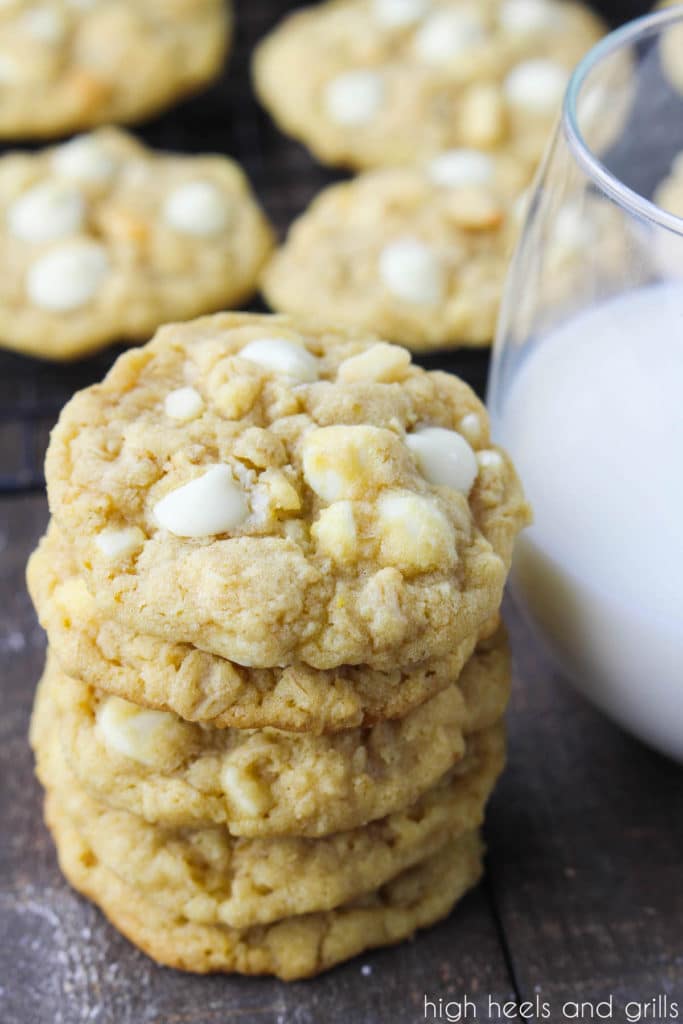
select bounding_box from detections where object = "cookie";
[0,129,274,360]
[0,1,230,139]
[261,159,526,351]
[653,151,683,216]
[32,696,505,928]
[28,523,502,732]
[44,795,485,979]
[35,632,509,834]
[45,313,530,670]
[659,2,683,95]
[253,0,605,172]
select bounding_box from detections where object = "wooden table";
[1,2,681,1021]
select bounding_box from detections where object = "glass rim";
[564,6,683,235]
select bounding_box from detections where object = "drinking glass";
[488,8,683,761]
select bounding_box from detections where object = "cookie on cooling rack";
[253,0,605,171]
[0,0,231,139]
[0,129,274,359]
[261,154,528,350]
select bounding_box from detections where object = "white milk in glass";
[493,281,683,760]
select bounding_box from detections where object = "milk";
[492,282,683,760]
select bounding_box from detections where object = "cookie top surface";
[253,0,605,171]
[45,313,529,670]
[0,129,273,360]
[40,629,509,834]
[0,0,229,138]
[29,523,498,732]
[32,687,505,928]
[45,795,484,979]
[262,160,527,351]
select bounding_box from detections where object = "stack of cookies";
[28,313,529,979]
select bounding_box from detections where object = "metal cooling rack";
[0,0,490,493]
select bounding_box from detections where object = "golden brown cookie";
[0,129,274,360]
[261,159,525,351]
[0,1,230,139]
[44,794,485,980]
[34,632,509,834]
[28,522,501,733]
[32,699,505,928]
[253,0,605,171]
[654,150,683,215]
[659,1,683,95]
[45,313,530,671]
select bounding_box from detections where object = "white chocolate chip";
[373,0,429,27]
[94,526,144,559]
[19,6,66,43]
[376,491,455,573]
[413,9,485,64]
[258,468,301,513]
[428,149,495,189]
[504,59,568,114]
[406,427,478,493]
[458,412,483,445]
[164,386,204,422]
[302,425,397,502]
[96,697,178,767]
[221,762,273,816]
[164,181,231,237]
[26,241,109,312]
[379,238,444,305]
[239,338,319,382]
[53,577,94,621]
[153,465,249,538]
[51,135,118,184]
[312,501,357,562]
[337,342,411,383]
[477,448,504,469]
[7,181,85,243]
[499,0,560,34]
[325,70,384,125]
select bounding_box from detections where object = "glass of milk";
[489,9,683,761]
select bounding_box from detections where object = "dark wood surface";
[1,2,682,1022]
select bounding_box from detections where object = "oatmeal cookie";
[659,1,683,95]
[44,795,485,979]
[0,1,230,139]
[35,634,509,834]
[262,159,526,350]
[45,314,530,670]
[0,129,273,359]
[32,698,504,928]
[28,523,504,732]
[253,0,605,171]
